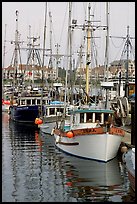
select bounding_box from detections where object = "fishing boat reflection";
[8,119,38,141]
[61,156,123,200]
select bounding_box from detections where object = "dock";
[121,101,135,148]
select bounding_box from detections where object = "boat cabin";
[17,96,51,106]
[69,108,114,126]
[44,104,65,117]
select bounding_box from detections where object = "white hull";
[54,133,122,162]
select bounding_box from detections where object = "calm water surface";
[2,112,135,202]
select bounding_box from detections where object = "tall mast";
[85,3,91,104]
[105,2,109,109]
[2,24,7,97]
[125,25,130,98]
[68,2,73,105]
[55,43,60,79]
[104,2,109,82]
[2,24,7,70]
[41,2,47,118]
[49,11,53,69]
[14,10,19,89]
[110,26,135,98]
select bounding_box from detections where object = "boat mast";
[68,2,73,105]
[125,25,130,98]
[85,3,91,104]
[110,26,135,99]
[49,11,53,72]
[2,24,7,98]
[104,2,109,82]
[2,24,7,71]
[41,2,47,118]
[104,2,109,109]
[14,10,19,89]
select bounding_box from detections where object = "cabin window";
[32,99,35,105]
[42,100,45,105]
[86,113,93,122]
[37,99,41,105]
[95,113,101,122]
[21,100,25,105]
[104,113,109,123]
[26,99,31,105]
[49,108,55,115]
[57,108,64,113]
[80,113,84,123]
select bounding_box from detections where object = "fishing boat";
[39,100,65,134]
[9,91,50,125]
[38,100,75,134]
[53,104,125,162]
[52,3,125,162]
[122,147,135,192]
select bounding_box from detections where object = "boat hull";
[54,132,123,162]
[9,105,41,124]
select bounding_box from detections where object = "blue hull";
[9,105,43,124]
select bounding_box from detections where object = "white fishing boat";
[53,3,125,162]
[39,101,65,134]
[53,104,125,162]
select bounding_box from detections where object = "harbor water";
[2,112,135,202]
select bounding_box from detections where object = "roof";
[69,108,114,114]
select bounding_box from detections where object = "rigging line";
[51,20,56,47]
[92,40,98,67]
[111,50,121,64]
[4,46,14,54]
[59,3,68,46]
[82,2,88,22]
[112,42,127,63]
[48,3,56,45]
[129,39,135,51]
[110,37,125,49]
[75,33,86,69]
[92,2,96,16]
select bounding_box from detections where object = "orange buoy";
[66,131,74,138]
[35,118,39,124]
[38,119,43,125]
[35,118,43,125]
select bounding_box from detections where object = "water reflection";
[2,112,134,202]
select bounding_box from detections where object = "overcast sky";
[2,2,135,68]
